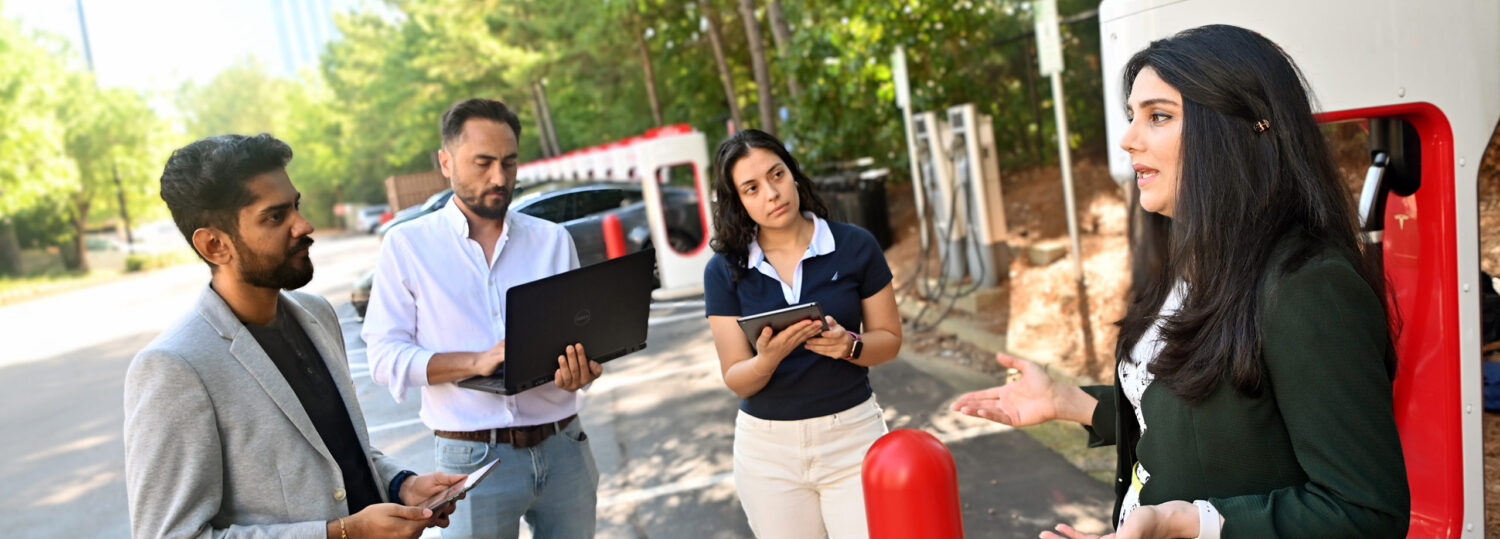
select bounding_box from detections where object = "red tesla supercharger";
[1100,0,1499,536]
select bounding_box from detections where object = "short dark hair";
[440,98,522,148]
[159,133,293,265]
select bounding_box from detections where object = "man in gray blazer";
[124,133,466,538]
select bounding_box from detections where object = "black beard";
[459,186,511,220]
[237,236,315,290]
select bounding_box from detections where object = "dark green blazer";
[1082,241,1409,538]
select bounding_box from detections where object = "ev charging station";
[1100,0,1500,535]
[913,111,967,281]
[516,125,715,300]
[632,124,715,300]
[947,103,1010,289]
[911,106,1010,294]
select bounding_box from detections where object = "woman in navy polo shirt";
[703,129,903,539]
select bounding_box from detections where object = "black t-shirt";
[704,221,894,420]
[246,300,383,513]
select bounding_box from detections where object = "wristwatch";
[845,331,864,360]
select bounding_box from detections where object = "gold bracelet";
[338,517,348,539]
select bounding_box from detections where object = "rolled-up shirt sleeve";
[361,233,435,402]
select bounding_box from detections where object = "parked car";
[509,181,703,266]
[355,205,390,233]
[351,182,704,318]
[375,189,455,236]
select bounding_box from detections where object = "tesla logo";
[573,309,592,326]
[1394,213,1411,229]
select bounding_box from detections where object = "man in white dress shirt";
[362,98,604,538]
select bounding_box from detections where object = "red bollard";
[863,429,964,539]
[601,214,627,259]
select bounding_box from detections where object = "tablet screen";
[735,302,827,348]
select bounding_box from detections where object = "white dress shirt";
[362,198,581,431]
[746,212,836,304]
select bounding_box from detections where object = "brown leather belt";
[434,415,576,449]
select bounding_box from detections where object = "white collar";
[438,195,512,245]
[746,212,835,268]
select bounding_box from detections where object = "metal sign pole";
[1035,0,1083,284]
[892,45,929,251]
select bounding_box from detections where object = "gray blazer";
[124,286,407,538]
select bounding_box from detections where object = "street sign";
[892,45,912,110]
[1035,0,1064,75]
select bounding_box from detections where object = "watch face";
[851,340,864,359]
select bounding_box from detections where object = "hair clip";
[1253,119,1271,134]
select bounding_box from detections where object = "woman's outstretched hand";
[1042,501,1203,539]
[951,352,1090,427]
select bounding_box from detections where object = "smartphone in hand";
[418,458,500,510]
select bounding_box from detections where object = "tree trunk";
[113,162,134,246]
[66,197,90,272]
[529,83,556,157]
[636,27,664,126]
[0,216,20,276]
[738,0,776,136]
[700,0,743,132]
[765,0,800,100]
[1026,44,1047,165]
[534,80,562,154]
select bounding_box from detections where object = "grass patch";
[0,269,120,306]
[0,249,198,306]
[125,250,197,273]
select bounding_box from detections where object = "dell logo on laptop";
[573,309,592,326]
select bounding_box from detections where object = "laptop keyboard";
[464,376,507,390]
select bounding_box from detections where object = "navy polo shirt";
[704,219,893,421]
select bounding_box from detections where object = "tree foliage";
[0,15,71,217]
[0,13,166,272]
[308,0,1107,183]
[5,0,1111,262]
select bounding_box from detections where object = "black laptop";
[456,249,656,395]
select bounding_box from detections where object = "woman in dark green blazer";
[954,25,1409,539]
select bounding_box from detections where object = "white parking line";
[648,311,702,327]
[367,418,426,434]
[651,299,705,310]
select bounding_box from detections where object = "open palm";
[951,353,1062,427]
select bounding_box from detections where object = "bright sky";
[2,0,359,93]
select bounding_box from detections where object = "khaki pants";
[732,395,889,539]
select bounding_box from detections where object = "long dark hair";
[1117,25,1391,403]
[709,129,831,281]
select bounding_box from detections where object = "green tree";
[56,74,163,270]
[0,15,72,274]
[178,58,293,137]
[177,59,357,227]
[184,0,1112,228]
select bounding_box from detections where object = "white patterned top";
[1117,279,1188,528]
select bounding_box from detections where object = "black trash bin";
[811,168,893,249]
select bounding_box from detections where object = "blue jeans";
[434,418,599,538]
